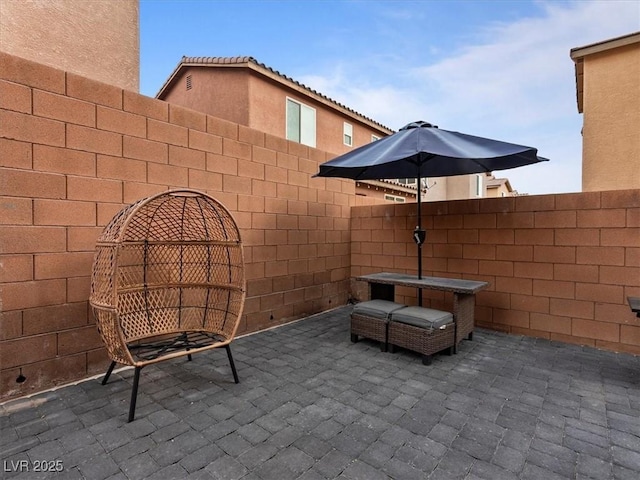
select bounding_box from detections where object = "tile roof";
[156,56,394,133]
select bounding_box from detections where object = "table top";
[357,272,490,294]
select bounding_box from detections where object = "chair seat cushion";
[390,306,453,330]
[353,300,406,320]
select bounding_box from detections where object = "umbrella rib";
[466,158,493,173]
[415,152,434,167]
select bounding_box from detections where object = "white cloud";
[413,0,638,131]
[298,0,639,195]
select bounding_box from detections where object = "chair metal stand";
[225,345,239,384]
[128,367,142,422]
[102,361,117,385]
[101,346,240,422]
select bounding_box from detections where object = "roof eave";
[570,31,640,60]
[356,179,418,196]
[246,62,393,134]
[570,31,640,114]
[155,56,394,134]
[156,58,185,99]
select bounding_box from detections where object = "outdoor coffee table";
[356,272,489,351]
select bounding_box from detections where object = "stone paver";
[1,306,640,479]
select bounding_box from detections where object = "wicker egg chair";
[89,189,245,421]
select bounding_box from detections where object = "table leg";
[453,293,476,348]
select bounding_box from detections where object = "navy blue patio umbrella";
[316,121,548,285]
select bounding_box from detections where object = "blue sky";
[140,0,639,195]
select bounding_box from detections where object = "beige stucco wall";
[385,175,487,203]
[160,66,391,156]
[162,68,251,126]
[246,69,392,155]
[250,75,388,155]
[394,175,484,203]
[0,0,139,91]
[486,184,511,198]
[247,72,294,141]
[582,42,640,192]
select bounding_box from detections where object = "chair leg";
[350,333,358,343]
[225,345,239,384]
[422,354,433,366]
[468,332,474,341]
[379,341,387,352]
[102,361,117,385]
[128,367,142,423]
[184,331,193,361]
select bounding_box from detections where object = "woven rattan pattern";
[89,190,245,367]
[453,294,475,345]
[388,321,455,360]
[350,313,388,345]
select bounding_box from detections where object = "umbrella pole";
[417,170,423,306]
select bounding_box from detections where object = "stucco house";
[156,57,391,154]
[571,31,640,192]
[155,56,416,202]
[156,56,502,202]
[485,174,518,198]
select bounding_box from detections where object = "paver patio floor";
[2,306,640,479]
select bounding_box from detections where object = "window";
[475,174,483,197]
[344,123,353,146]
[371,135,380,142]
[397,178,416,185]
[286,98,316,147]
[397,178,429,189]
[384,194,406,203]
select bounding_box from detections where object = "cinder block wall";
[2,52,639,402]
[351,192,640,354]
[0,53,379,400]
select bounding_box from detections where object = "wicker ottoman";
[350,300,406,352]
[388,306,455,365]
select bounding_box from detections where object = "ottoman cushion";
[391,306,453,330]
[353,300,406,320]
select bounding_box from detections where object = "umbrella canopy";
[315,121,548,296]
[316,121,548,180]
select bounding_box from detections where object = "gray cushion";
[353,300,406,320]
[390,306,453,330]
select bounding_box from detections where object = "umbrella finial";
[400,121,438,130]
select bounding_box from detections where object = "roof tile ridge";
[247,57,393,132]
[180,56,255,65]
[170,55,393,132]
